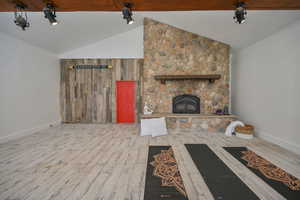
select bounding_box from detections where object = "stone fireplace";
[173,94,200,114]
[141,18,236,132]
[143,18,230,114]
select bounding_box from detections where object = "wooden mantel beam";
[154,74,221,84]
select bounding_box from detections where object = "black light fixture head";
[14,2,30,31]
[122,2,134,24]
[43,2,58,26]
[233,2,247,24]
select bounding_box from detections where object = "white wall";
[232,20,300,154]
[60,26,143,58]
[0,32,60,142]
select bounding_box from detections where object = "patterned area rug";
[224,147,300,200]
[144,146,188,200]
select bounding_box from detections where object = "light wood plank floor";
[0,124,299,200]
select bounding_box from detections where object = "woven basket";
[235,124,254,135]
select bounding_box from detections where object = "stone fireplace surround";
[141,18,234,132]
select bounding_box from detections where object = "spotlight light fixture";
[14,2,30,31]
[43,2,58,26]
[233,2,247,24]
[122,2,134,24]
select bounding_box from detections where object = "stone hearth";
[141,114,236,132]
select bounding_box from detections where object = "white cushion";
[151,117,168,137]
[140,117,168,137]
[140,118,153,136]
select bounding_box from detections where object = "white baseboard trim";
[0,121,61,144]
[256,129,300,155]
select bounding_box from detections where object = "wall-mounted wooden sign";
[68,65,113,70]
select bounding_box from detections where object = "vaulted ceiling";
[0,11,299,54]
[1,0,300,12]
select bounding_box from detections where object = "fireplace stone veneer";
[143,18,230,114]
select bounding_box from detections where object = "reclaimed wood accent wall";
[60,59,143,123]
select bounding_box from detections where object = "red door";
[116,81,136,123]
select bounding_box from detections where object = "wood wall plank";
[60,59,143,123]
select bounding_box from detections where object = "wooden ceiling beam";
[1,0,300,12]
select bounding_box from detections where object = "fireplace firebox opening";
[173,94,200,114]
